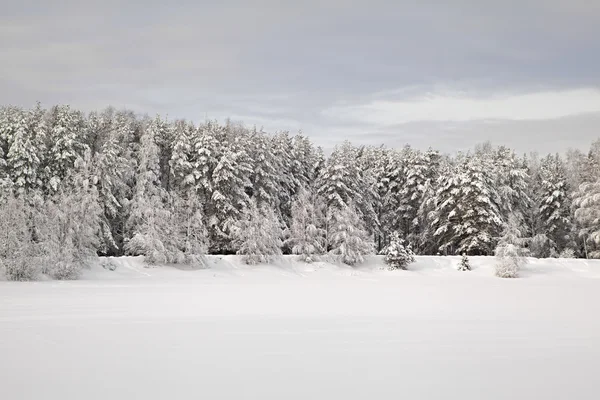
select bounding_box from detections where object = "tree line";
[1,104,599,280]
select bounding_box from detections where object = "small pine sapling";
[383,232,415,270]
[458,253,471,271]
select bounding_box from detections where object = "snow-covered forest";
[1,104,600,280]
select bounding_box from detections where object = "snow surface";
[1,255,600,399]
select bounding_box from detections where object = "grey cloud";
[1,0,599,154]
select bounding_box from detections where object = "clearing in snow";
[1,255,599,400]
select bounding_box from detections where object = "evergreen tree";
[234,200,283,265]
[493,146,530,223]
[458,254,471,271]
[45,105,87,192]
[3,105,46,193]
[383,231,415,270]
[432,153,503,255]
[87,109,132,254]
[572,179,600,258]
[284,188,326,262]
[210,143,252,252]
[249,132,279,209]
[328,203,373,266]
[537,154,572,255]
[125,117,172,265]
[169,120,196,193]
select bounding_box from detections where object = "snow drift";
[1,256,600,400]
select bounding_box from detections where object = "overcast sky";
[1,0,599,154]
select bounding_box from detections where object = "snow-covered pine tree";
[328,203,374,266]
[537,153,572,256]
[0,107,10,184]
[383,231,415,270]
[414,148,443,254]
[284,188,326,262]
[169,120,196,193]
[86,109,133,255]
[249,131,280,209]
[125,117,172,266]
[234,200,283,265]
[270,132,296,225]
[379,148,403,245]
[210,142,252,252]
[494,215,529,278]
[44,105,87,193]
[458,253,471,271]
[431,153,503,255]
[398,146,436,249]
[572,179,600,258]
[355,145,381,238]
[3,105,46,193]
[318,143,367,213]
[493,146,530,224]
[154,116,176,192]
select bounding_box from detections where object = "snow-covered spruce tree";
[572,179,600,258]
[5,105,46,193]
[458,253,471,271]
[210,143,253,252]
[284,188,326,262]
[396,147,432,247]
[233,200,283,265]
[318,141,378,238]
[87,109,133,254]
[383,231,415,270]
[169,120,196,193]
[125,117,173,266]
[493,146,530,224]
[494,215,529,278]
[44,105,87,193]
[431,153,503,255]
[271,131,302,228]
[328,203,374,266]
[537,154,572,255]
[249,131,280,209]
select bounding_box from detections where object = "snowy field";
[1,255,600,400]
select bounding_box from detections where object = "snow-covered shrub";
[495,215,528,278]
[1,256,38,281]
[383,232,415,270]
[284,188,326,263]
[100,258,117,271]
[234,200,283,265]
[529,234,553,258]
[458,253,471,271]
[559,248,576,259]
[51,260,80,280]
[0,194,39,281]
[495,244,522,278]
[328,204,374,266]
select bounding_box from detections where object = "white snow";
[1,255,600,399]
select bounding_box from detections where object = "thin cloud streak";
[323,88,600,125]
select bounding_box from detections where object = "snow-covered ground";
[1,255,600,399]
